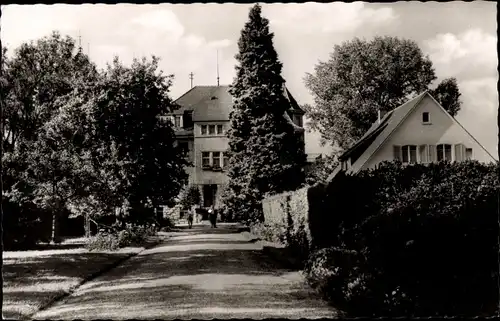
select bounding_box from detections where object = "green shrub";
[250,222,287,244]
[306,160,499,317]
[179,185,201,210]
[284,213,311,265]
[304,247,364,305]
[86,231,120,251]
[87,224,157,251]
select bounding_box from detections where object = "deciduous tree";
[304,36,462,152]
[428,77,461,117]
[2,32,99,244]
[90,56,188,225]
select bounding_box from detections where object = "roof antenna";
[77,30,82,54]
[189,72,194,89]
[216,50,220,86]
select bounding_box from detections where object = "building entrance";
[203,184,218,208]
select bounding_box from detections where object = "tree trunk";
[51,210,61,244]
[50,176,62,244]
[84,213,91,238]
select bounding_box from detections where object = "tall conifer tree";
[223,4,306,222]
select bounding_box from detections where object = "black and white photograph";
[1,1,498,319]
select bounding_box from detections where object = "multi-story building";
[164,84,305,208]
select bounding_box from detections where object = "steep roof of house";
[329,91,497,179]
[339,92,427,171]
[172,84,304,122]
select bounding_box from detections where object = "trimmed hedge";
[258,187,314,265]
[304,160,499,317]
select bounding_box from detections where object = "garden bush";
[86,230,120,251]
[179,185,201,210]
[305,160,499,317]
[86,223,157,251]
[250,221,287,244]
[303,247,365,309]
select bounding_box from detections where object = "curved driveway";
[33,223,337,320]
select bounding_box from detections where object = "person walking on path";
[187,209,194,229]
[208,205,217,228]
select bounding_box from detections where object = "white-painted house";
[329,91,496,179]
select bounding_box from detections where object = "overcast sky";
[1,2,497,156]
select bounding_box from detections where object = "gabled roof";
[338,92,427,170]
[331,91,497,177]
[174,86,233,121]
[172,84,304,122]
[283,86,305,114]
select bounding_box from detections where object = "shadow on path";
[33,223,337,320]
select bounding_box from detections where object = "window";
[402,145,417,164]
[293,114,303,127]
[465,148,473,160]
[202,152,211,167]
[208,125,216,135]
[160,116,172,124]
[422,112,430,124]
[174,116,182,128]
[437,144,452,162]
[201,125,207,135]
[212,152,221,168]
[201,151,227,170]
[216,124,224,135]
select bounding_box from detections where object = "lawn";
[2,238,146,320]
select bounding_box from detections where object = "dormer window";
[292,114,303,127]
[422,112,430,124]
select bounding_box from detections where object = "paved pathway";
[33,223,337,320]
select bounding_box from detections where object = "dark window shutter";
[429,145,437,162]
[419,145,428,163]
[454,144,464,161]
[393,145,401,161]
